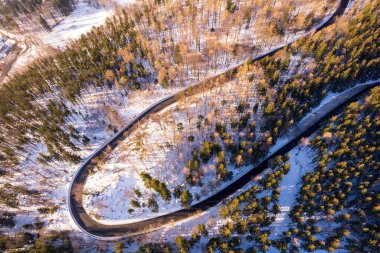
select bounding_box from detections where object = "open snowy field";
[5,0,137,80]
[44,0,137,49]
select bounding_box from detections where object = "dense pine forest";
[0,0,379,252]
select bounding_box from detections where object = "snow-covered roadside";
[8,45,40,75]
[137,144,317,247]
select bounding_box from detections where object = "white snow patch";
[270,145,316,236]
[44,3,110,48]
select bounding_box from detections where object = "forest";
[0,0,378,252]
[82,0,379,223]
[167,83,380,253]
[0,0,336,170]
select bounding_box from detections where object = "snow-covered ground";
[138,143,318,248]
[81,79,377,225]
[83,79,261,223]
[79,0,345,223]
[43,2,111,49]
[44,0,136,48]
[0,83,181,235]
[270,145,315,236]
[4,0,136,80]
[77,82,378,247]
[0,0,350,246]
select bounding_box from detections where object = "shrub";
[148,197,159,212]
[180,190,193,208]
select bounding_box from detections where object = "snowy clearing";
[270,145,316,236]
[5,0,136,79]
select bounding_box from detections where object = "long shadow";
[69,0,353,239]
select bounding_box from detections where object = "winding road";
[68,0,373,240]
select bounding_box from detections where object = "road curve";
[68,0,352,240]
